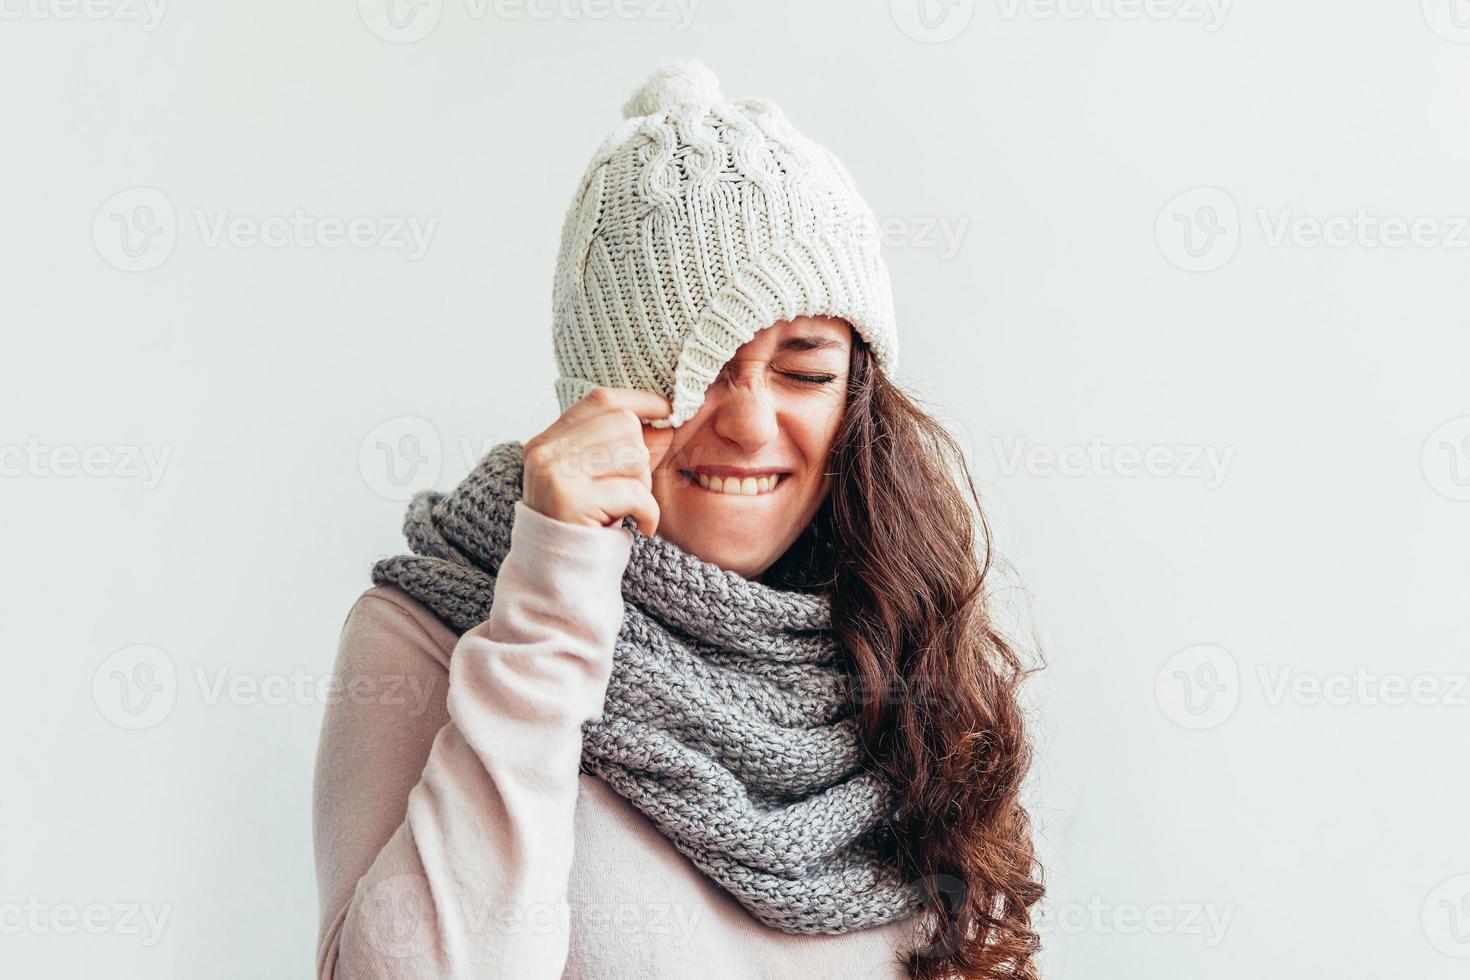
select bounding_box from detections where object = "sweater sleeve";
[313,499,633,980]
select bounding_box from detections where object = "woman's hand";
[522,387,675,537]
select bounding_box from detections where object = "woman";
[312,59,1043,979]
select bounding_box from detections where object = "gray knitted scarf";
[371,440,925,935]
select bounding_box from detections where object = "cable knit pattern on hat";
[371,441,926,935]
[551,58,900,429]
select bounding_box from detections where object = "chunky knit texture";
[551,58,900,429]
[371,441,926,935]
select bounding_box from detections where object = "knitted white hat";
[550,58,899,429]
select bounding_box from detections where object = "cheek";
[655,425,705,489]
[673,423,705,467]
[798,399,845,454]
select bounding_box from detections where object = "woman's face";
[650,315,853,580]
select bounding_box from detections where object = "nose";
[709,365,780,451]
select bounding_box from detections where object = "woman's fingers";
[562,411,658,485]
[593,476,662,537]
[560,386,673,431]
[521,386,674,531]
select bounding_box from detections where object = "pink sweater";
[313,499,922,979]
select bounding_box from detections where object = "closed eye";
[785,372,838,385]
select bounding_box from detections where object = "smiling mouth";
[680,470,788,496]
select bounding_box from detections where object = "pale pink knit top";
[312,500,922,978]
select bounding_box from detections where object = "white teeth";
[692,472,783,495]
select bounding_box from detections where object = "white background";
[3,1,1469,977]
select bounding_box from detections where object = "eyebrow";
[775,335,847,354]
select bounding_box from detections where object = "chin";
[658,522,775,579]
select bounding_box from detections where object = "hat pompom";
[621,59,723,119]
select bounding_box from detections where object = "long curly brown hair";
[763,334,1045,979]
